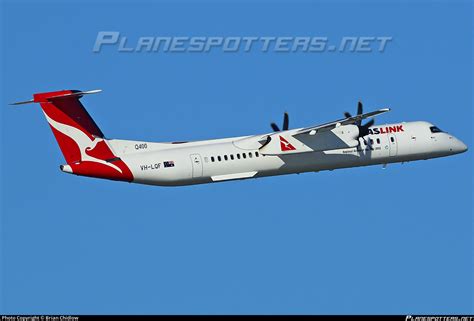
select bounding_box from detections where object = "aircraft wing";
[254,108,391,155]
[296,108,390,135]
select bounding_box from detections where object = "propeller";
[271,112,289,132]
[344,101,375,141]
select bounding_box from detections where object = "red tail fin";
[18,90,133,182]
[34,90,105,163]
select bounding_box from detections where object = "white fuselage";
[86,120,467,186]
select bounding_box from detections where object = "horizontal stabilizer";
[9,99,35,105]
[10,89,102,105]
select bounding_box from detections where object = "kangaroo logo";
[43,111,123,173]
[279,135,296,151]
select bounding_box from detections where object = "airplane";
[11,89,467,187]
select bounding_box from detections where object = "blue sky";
[1,0,472,315]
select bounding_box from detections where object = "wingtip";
[9,88,102,106]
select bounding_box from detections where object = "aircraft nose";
[450,137,468,154]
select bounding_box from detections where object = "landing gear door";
[388,134,398,157]
[190,154,203,178]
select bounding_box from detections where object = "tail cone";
[60,164,73,174]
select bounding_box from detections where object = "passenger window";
[370,139,374,145]
[217,156,221,162]
[211,156,215,162]
[390,137,395,143]
[224,155,228,161]
[243,153,247,159]
[237,154,241,159]
[248,152,252,158]
[230,154,234,160]
[377,138,380,144]
[255,152,259,157]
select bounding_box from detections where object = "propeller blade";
[271,123,280,132]
[357,101,363,115]
[364,118,375,128]
[356,101,363,126]
[283,112,289,131]
[359,119,374,137]
[344,112,352,119]
[359,126,369,137]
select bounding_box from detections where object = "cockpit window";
[430,126,443,133]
